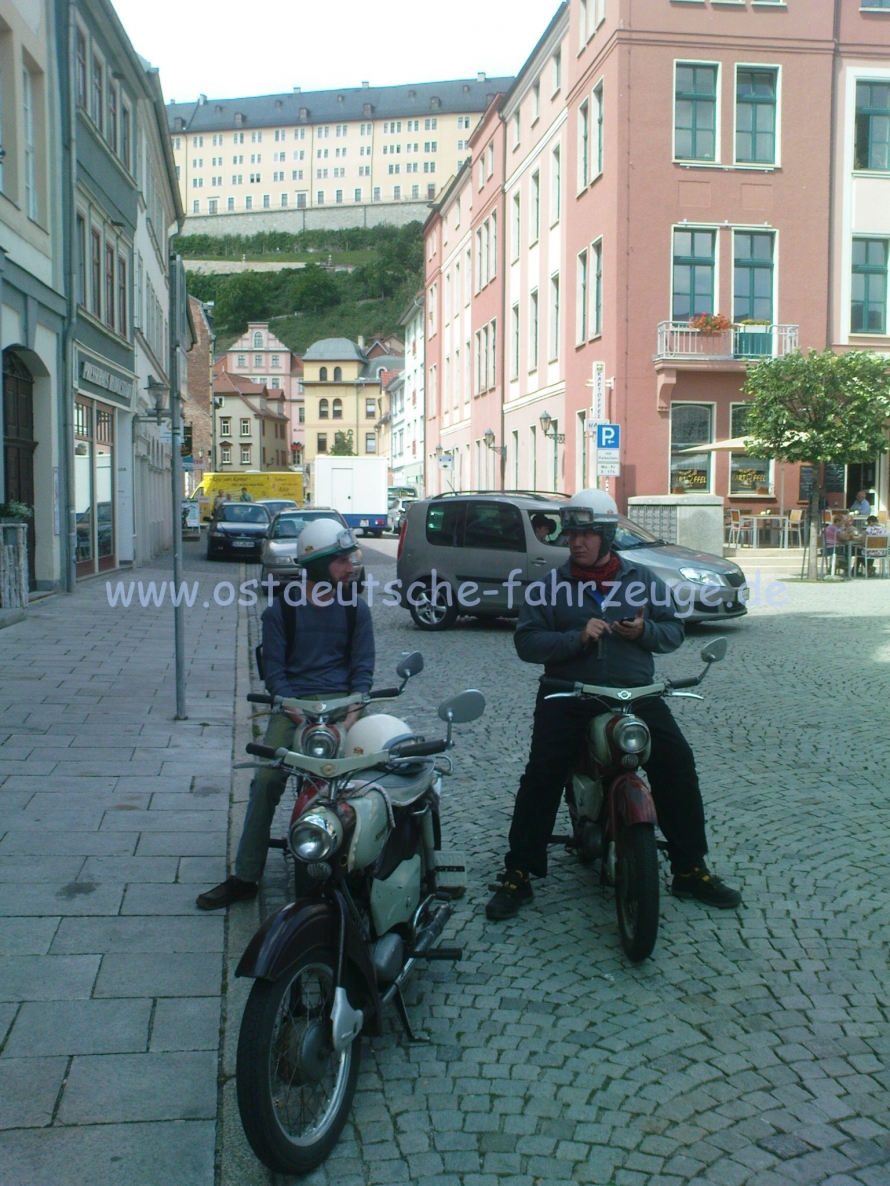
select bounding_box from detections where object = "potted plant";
[688,312,732,335]
[671,482,687,495]
[734,319,773,359]
[0,500,33,523]
[0,501,31,610]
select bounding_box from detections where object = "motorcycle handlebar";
[246,742,280,759]
[247,693,274,705]
[668,676,701,690]
[369,686,401,700]
[391,739,448,757]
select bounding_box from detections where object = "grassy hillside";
[214,297,407,355]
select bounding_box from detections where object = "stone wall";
[180,200,430,239]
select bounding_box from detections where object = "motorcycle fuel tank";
[370,855,421,935]
[346,788,390,871]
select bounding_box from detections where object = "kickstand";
[392,986,430,1045]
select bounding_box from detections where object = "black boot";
[196,876,258,911]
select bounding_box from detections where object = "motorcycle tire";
[236,947,361,1176]
[408,583,459,631]
[615,823,659,963]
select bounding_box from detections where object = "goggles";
[559,507,618,530]
[335,528,359,551]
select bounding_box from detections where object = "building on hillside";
[212,372,291,474]
[301,337,403,500]
[389,293,426,494]
[183,296,214,489]
[166,77,512,234]
[0,0,67,594]
[423,0,890,516]
[217,323,304,458]
[364,331,404,358]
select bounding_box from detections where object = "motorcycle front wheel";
[236,947,361,1176]
[615,823,659,963]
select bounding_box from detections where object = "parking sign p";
[596,423,620,450]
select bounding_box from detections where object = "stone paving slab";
[3,998,153,1056]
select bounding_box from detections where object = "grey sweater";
[514,557,683,687]
[261,597,375,699]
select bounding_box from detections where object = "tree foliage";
[330,430,355,456]
[286,264,341,313]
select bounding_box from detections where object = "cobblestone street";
[2,540,889,1186]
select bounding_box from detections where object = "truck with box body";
[311,456,388,536]
[188,472,304,522]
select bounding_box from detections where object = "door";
[525,507,568,587]
[3,351,36,590]
[457,500,527,612]
[331,466,354,520]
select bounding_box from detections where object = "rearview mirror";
[396,651,424,680]
[438,689,485,725]
[700,638,727,664]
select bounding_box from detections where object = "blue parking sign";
[596,423,620,450]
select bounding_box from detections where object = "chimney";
[293,85,301,93]
[357,335,365,349]
[361,80,369,88]
[198,93,207,105]
[477,72,486,83]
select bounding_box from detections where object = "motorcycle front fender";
[611,773,657,828]
[235,897,383,1036]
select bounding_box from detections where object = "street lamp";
[539,411,565,444]
[483,428,506,457]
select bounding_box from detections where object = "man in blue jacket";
[197,521,374,910]
[486,488,740,921]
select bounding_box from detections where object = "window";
[241,447,251,464]
[76,215,86,305]
[333,367,342,383]
[319,366,328,381]
[729,403,770,495]
[579,100,590,188]
[121,105,131,170]
[365,433,377,453]
[22,69,36,220]
[220,417,232,436]
[592,239,603,336]
[512,111,520,147]
[550,274,560,360]
[531,171,540,242]
[220,446,231,464]
[552,49,562,93]
[193,199,200,213]
[240,418,251,436]
[365,398,376,418]
[551,146,561,224]
[118,255,127,336]
[855,82,890,172]
[317,191,325,204]
[577,250,588,343]
[237,355,246,366]
[733,232,774,323]
[91,55,104,131]
[852,238,888,333]
[332,398,343,420]
[530,289,539,369]
[319,398,329,418]
[245,196,252,209]
[192,135,204,147]
[672,229,715,320]
[425,117,438,130]
[736,69,777,164]
[580,0,589,48]
[208,198,219,214]
[670,404,713,493]
[594,82,604,175]
[512,192,521,259]
[465,501,526,552]
[393,185,401,200]
[107,81,117,153]
[317,433,328,453]
[511,303,520,377]
[76,29,87,107]
[675,64,717,161]
[104,244,115,329]
[354,188,362,202]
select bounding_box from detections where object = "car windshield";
[271,512,342,540]
[613,516,663,549]
[527,513,662,550]
[218,504,270,524]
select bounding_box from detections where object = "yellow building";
[167,77,511,222]
[301,337,403,484]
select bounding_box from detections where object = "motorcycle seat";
[373,760,436,807]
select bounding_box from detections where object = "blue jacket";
[262,597,375,699]
[514,557,684,687]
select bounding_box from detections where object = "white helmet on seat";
[559,488,619,549]
[345,714,413,757]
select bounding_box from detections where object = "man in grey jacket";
[486,489,740,921]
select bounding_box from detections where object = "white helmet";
[297,518,359,576]
[559,488,619,548]
[345,713,413,757]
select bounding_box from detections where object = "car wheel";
[409,583,459,631]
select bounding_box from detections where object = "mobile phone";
[618,615,637,625]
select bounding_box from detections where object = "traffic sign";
[597,461,620,477]
[596,423,620,451]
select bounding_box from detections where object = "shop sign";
[79,357,135,403]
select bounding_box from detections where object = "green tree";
[330,430,356,456]
[743,349,890,577]
[288,264,341,313]
[213,272,272,331]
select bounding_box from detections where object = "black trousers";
[505,691,708,878]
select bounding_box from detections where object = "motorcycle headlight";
[289,808,343,862]
[613,717,650,755]
[678,566,725,586]
[300,725,339,759]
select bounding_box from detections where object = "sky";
[111,0,560,105]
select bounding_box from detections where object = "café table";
[752,512,790,548]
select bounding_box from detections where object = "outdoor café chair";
[859,533,890,579]
[787,508,805,547]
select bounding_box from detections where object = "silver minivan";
[396,493,748,630]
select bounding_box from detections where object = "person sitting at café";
[823,513,844,572]
[850,489,872,516]
[858,515,888,576]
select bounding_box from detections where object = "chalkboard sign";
[798,464,846,502]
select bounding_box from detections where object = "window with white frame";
[670,403,713,492]
[220,417,232,436]
[592,238,603,336]
[511,192,521,259]
[577,250,588,344]
[530,289,539,370]
[675,63,718,162]
[579,100,590,189]
[594,82,604,176]
[551,146,561,224]
[241,446,251,464]
[240,418,251,436]
[531,170,540,242]
[552,49,562,93]
[511,303,520,378]
[550,274,560,360]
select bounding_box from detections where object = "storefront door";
[3,350,37,590]
[75,398,116,577]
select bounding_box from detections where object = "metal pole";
[169,255,187,719]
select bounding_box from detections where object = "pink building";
[424,0,890,515]
[219,323,304,460]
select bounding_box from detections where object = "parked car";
[396,492,748,630]
[206,502,271,561]
[261,508,365,587]
[256,498,300,520]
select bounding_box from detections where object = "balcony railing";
[656,322,799,362]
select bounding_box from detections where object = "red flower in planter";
[689,312,732,335]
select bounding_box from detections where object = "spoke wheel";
[615,823,659,963]
[237,948,360,1176]
[409,583,459,631]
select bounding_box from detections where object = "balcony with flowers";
[656,314,799,363]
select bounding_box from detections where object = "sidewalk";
[0,547,241,1186]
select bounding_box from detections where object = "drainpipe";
[169,255,186,719]
[499,120,507,491]
[61,0,79,592]
[826,0,842,349]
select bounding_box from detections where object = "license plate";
[232,540,254,548]
[359,519,369,526]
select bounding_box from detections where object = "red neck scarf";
[571,552,621,591]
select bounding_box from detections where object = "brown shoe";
[196,876,258,911]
